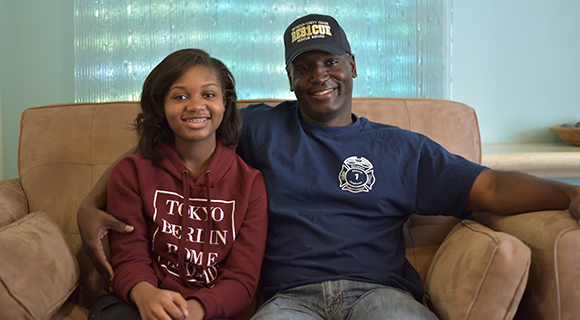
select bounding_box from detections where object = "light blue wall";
[1,0,579,185]
[453,0,580,143]
[0,0,75,180]
[453,0,580,186]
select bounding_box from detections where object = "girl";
[89,49,268,320]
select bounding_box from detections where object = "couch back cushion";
[237,98,482,163]
[18,98,481,307]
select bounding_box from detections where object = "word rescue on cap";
[291,20,333,44]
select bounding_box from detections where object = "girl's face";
[164,65,225,151]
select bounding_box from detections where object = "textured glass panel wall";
[74,0,451,102]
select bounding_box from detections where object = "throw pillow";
[425,220,530,320]
[0,212,79,319]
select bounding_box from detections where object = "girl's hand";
[130,282,189,320]
[185,299,206,320]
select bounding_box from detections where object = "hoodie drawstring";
[177,170,191,286]
[202,170,212,275]
[176,170,213,286]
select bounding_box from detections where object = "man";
[78,14,580,320]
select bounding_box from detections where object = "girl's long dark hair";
[135,49,240,161]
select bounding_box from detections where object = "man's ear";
[287,69,294,92]
[349,54,358,79]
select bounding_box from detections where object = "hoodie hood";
[156,140,236,189]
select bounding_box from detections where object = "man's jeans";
[251,280,438,320]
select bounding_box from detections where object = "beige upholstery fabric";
[472,211,580,320]
[0,212,79,320]
[18,102,140,310]
[48,302,90,320]
[0,178,28,228]
[425,220,531,320]
[404,215,462,284]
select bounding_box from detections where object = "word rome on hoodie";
[160,245,219,283]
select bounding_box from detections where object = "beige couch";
[0,98,578,320]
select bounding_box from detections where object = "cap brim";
[285,44,347,67]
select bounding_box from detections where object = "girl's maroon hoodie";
[108,140,268,319]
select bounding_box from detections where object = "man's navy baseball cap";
[284,14,351,68]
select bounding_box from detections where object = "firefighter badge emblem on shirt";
[338,156,375,193]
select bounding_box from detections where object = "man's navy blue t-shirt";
[236,101,486,301]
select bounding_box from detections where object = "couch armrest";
[0,211,79,320]
[425,220,531,320]
[0,178,29,228]
[471,210,580,320]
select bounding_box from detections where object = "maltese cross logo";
[338,156,375,193]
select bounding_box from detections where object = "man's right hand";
[77,148,136,289]
[77,194,134,290]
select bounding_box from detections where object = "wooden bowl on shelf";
[550,125,580,146]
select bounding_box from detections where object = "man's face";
[287,50,357,127]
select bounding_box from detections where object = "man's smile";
[311,88,335,96]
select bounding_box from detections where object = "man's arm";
[465,169,580,222]
[77,148,136,289]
